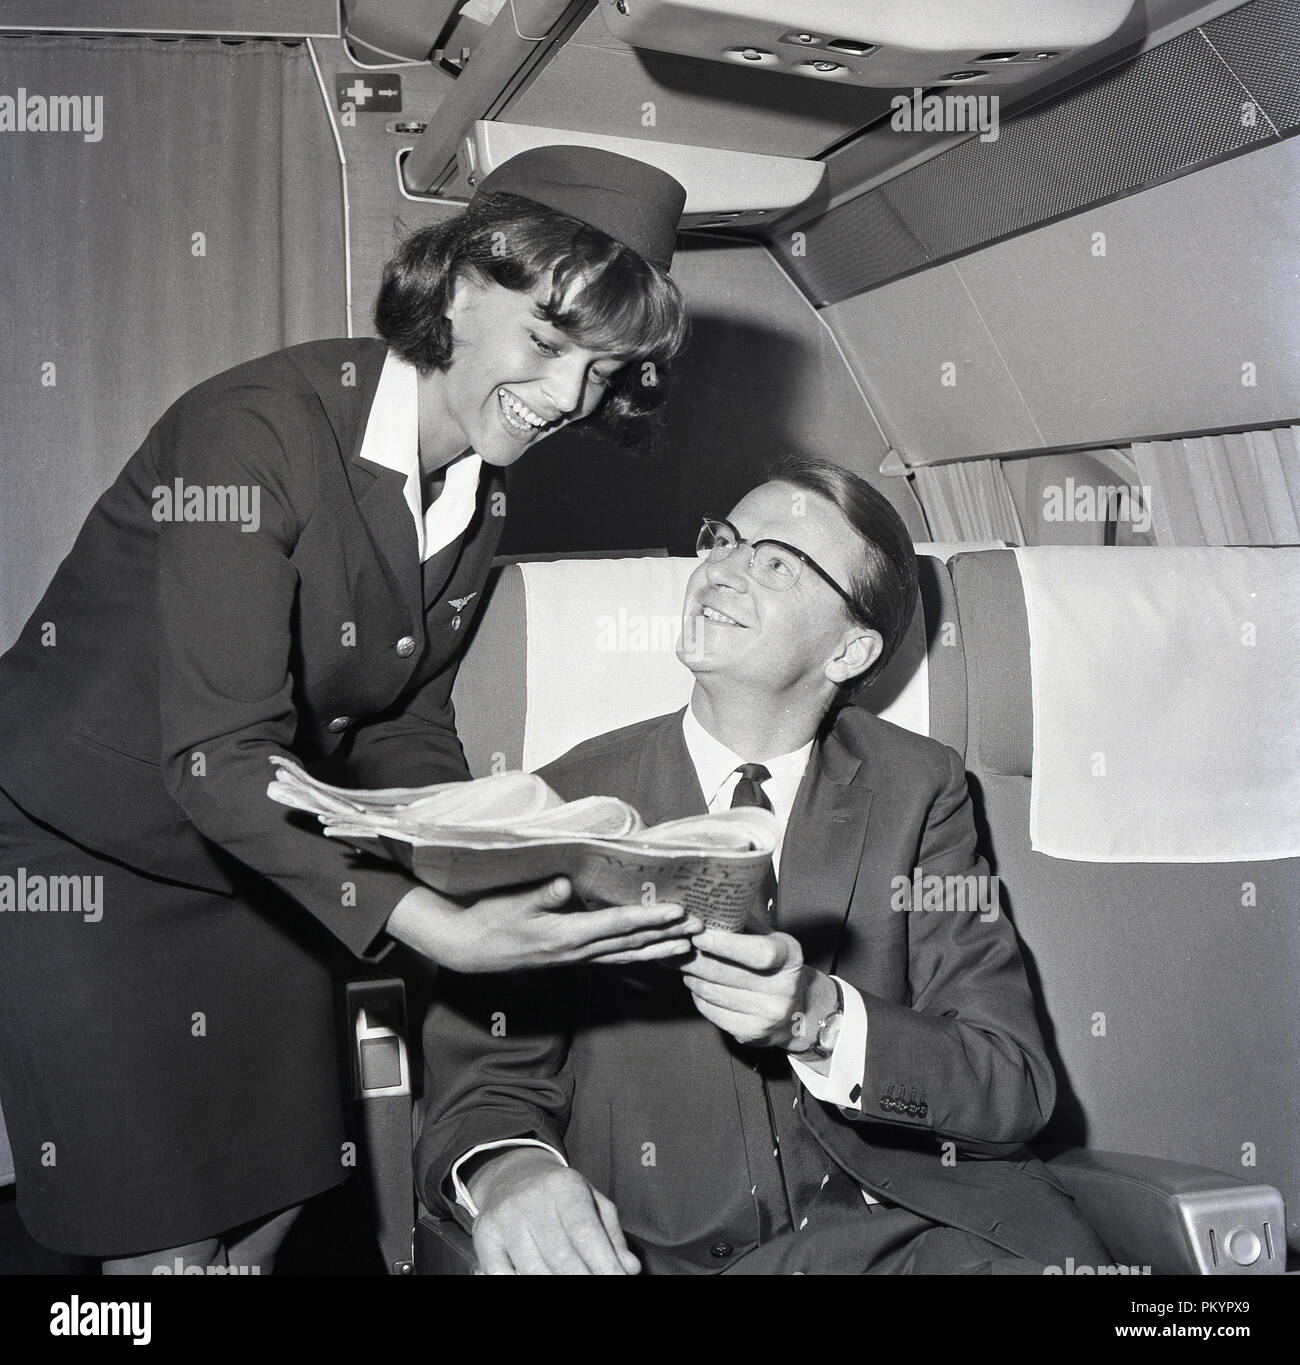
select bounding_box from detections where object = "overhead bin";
[461,120,826,222]
[597,0,1134,86]
[345,0,465,62]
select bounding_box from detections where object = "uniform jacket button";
[328,715,352,733]
[709,1241,733,1258]
[395,635,417,657]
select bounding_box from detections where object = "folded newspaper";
[266,757,778,931]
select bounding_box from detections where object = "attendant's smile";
[496,387,556,441]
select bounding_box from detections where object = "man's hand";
[679,927,837,1053]
[386,879,700,974]
[465,1148,640,1275]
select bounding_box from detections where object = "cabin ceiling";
[0,1,1278,238]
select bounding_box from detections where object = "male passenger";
[415,457,1111,1274]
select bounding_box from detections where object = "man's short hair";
[766,455,918,690]
[374,194,689,449]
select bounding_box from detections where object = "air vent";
[826,38,877,57]
[976,50,1021,62]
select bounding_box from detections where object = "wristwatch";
[803,976,845,1061]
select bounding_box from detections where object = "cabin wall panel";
[822,137,1300,461]
[496,240,928,556]
[302,37,460,335]
[952,137,1300,449]
[823,265,1044,465]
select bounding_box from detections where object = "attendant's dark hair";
[766,455,918,691]
[374,194,689,449]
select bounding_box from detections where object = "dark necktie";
[725,764,866,1243]
[730,764,777,925]
[730,763,772,812]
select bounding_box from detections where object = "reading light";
[727,45,779,64]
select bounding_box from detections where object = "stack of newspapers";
[267,757,777,931]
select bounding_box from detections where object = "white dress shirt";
[678,704,870,1117]
[356,350,482,561]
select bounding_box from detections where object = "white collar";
[681,701,814,816]
[356,350,482,561]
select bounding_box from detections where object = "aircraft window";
[1004,449,1157,548]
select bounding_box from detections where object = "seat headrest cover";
[1014,546,1300,862]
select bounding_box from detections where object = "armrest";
[414,1207,479,1276]
[1046,1149,1286,1275]
[346,979,415,1275]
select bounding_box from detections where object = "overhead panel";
[595,0,1133,87]
[462,119,825,222]
[500,6,886,159]
[770,9,1291,306]
[344,0,462,62]
[401,0,587,195]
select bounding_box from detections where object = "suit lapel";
[778,718,875,973]
[350,460,425,628]
[334,348,425,630]
[634,711,709,824]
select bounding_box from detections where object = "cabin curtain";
[911,458,1025,544]
[1130,429,1300,546]
[0,34,346,650]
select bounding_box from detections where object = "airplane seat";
[406,549,966,1273]
[950,547,1298,1274]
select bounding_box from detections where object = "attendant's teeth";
[499,389,546,429]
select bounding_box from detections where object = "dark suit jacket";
[0,338,505,956]
[416,706,1109,1272]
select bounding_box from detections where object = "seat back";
[952,547,1300,1254]
[450,553,967,775]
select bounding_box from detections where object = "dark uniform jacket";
[0,339,504,1252]
[0,338,505,956]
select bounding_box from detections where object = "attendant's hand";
[386,880,699,974]
[679,927,837,1053]
[466,1148,640,1275]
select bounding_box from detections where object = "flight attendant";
[0,146,690,1271]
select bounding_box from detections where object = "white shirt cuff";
[450,1138,567,1218]
[788,977,867,1111]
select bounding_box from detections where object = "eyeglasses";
[695,516,860,615]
